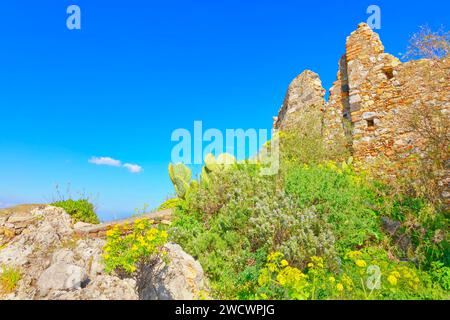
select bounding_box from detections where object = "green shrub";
[158,198,182,210]
[284,162,382,251]
[51,199,100,224]
[167,155,448,300]
[170,164,276,298]
[248,191,338,270]
[278,113,349,169]
[429,261,450,291]
[381,195,449,267]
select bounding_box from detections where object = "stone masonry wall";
[274,23,449,203]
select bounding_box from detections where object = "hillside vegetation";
[165,127,449,300]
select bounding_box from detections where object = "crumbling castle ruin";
[274,23,449,204]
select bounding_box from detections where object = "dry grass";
[0,265,21,295]
[0,204,45,216]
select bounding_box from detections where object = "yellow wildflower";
[329,276,336,283]
[106,229,115,237]
[346,250,362,259]
[355,260,367,268]
[276,273,287,286]
[280,260,289,267]
[387,275,398,286]
[336,283,344,292]
[268,263,278,272]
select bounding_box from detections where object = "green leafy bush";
[382,195,449,267]
[278,115,349,169]
[51,199,99,224]
[158,198,182,210]
[167,154,448,300]
[170,165,276,298]
[429,261,450,291]
[248,192,338,270]
[284,162,382,251]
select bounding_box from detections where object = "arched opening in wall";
[366,119,375,128]
[382,67,394,80]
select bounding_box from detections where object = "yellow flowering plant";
[257,252,339,300]
[340,248,425,299]
[257,252,310,300]
[102,219,169,295]
[256,248,441,300]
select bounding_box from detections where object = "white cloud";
[123,163,143,174]
[88,156,122,167]
[89,156,143,174]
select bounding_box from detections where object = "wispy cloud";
[89,156,122,167]
[88,156,143,174]
[123,163,143,174]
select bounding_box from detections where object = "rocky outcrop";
[0,205,208,300]
[140,243,208,300]
[273,70,326,130]
[274,23,449,204]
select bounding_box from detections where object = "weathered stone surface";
[275,22,449,205]
[73,209,173,238]
[37,263,88,295]
[141,243,209,300]
[0,205,207,300]
[274,70,326,130]
[57,276,138,300]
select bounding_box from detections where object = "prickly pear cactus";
[168,163,192,199]
[204,153,219,172]
[216,153,236,167]
[204,153,236,173]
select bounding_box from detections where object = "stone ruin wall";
[274,23,450,203]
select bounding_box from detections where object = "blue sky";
[0,0,448,221]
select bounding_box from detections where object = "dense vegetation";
[96,26,450,299]
[165,126,449,300]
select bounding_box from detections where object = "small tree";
[403,25,450,60]
[399,25,450,205]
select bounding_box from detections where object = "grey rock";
[362,112,377,120]
[140,243,209,300]
[37,263,88,295]
[52,249,75,265]
[1,205,208,300]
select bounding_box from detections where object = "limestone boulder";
[141,243,209,300]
